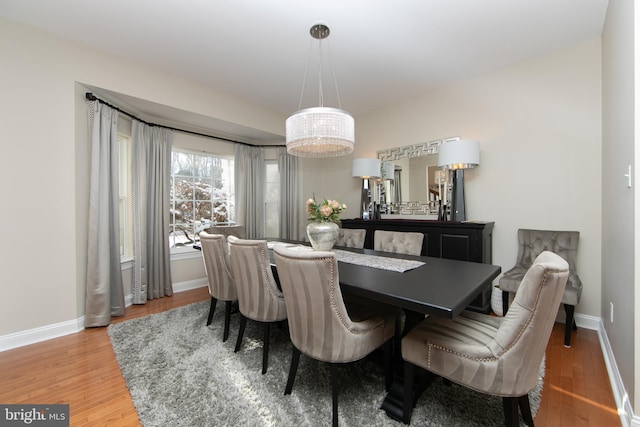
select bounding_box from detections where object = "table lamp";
[352,158,381,219]
[437,139,480,221]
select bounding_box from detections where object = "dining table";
[268,241,500,319]
[267,240,502,421]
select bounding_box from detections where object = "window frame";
[169,148,235,251]
[264,159,280,238]
[117,133,133,261]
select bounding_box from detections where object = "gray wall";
[602,0,637,411]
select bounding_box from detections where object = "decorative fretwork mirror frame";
[377,137,459,215]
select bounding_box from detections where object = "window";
[170,150,235,248]
[118,134,133,259]
[264,161,280,237]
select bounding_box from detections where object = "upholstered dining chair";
[374,230,424,256]
[199,232,237,342]
[336,228,366,249]
[401,251,569,426]
[227,236,287,374]
[498,229,582,347]
[273,245,397,427]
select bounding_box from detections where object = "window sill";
[121,257,133,270]
[170,246,202,261]
[120,247,202,269]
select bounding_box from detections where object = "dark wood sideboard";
[340,219,495,313]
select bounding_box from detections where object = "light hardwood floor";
[0,287,621,426]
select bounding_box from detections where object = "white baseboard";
[597,318,637,427]
[172,277,208,293]
[0,317,84,352]
[574,312,600,331]
[0,278,208,352]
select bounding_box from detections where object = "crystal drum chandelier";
[285,23,355,157]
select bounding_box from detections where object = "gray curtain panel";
[85,101,125,327]
[234,144,265,239]
[277,147,301,240]
[132,120,173,303]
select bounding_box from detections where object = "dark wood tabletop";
[334,247,500,319]
[269,242,501,319]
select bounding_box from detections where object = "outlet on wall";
[610,302,614,323]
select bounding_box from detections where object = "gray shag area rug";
[108,300,544,426]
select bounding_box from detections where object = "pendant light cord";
[318,35,324,108]
[296,25,343,111]
[297,38,313,111]
[326,38,343,110]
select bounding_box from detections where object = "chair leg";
[284,347,301,395]
[502,397,520,427]
[223,301,232,342]
[402,361,414,424]
[564,304,576,347]
[502,290,510,316]
[234,315,247,353]
[262,323,271,375]
[330,363,339,427]
[518,394,534,426]
[206,297,217,326]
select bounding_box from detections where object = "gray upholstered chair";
[336,228,366,249]
[228,236,287,374]
[200,232,237,342]
[402,251,569,426]
[374,230,424,256]
[498,229,582,347]
[273,246,397,427]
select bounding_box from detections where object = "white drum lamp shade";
[352,158,381,178]
[286,107,355,157]
[437,139,480,170]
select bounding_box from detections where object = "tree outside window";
[170,150,234,248]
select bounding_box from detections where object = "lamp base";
[360,179,371,220]
[450,169,466,222]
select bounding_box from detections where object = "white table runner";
[332,249,424,273]
[268,241,424,273]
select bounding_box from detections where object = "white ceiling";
[0,0,608,140]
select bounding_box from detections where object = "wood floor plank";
[0,287,621,426]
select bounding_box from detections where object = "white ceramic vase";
[306,221,339,251]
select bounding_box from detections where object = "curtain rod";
[85,92,282,148]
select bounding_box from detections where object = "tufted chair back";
[374,230,424,256]
[498,229,582,347]
[402,251,569,425]
[336,228,366,249]
[515,229,579,273]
